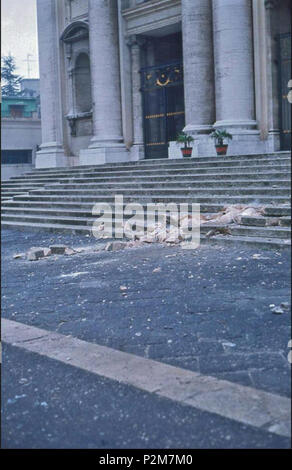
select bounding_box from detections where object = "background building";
[35,0,291,169]
[1,79,41,180]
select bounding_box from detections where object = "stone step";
[200,223,291,239]
[11,194,291,204]
[2,210,290,238]
[1,213,94,226]
[6,173,290,189]
[240,216,269,227]
[27,187,291,197]
[1,215,291,241]
[3,201,290,225]
[23,152,291,174]
[2,179,289,197]
[240,215,291,227]
[1,183,44,190]
[279,217,291,227]
[0,201,227,213]
[0,191,29,197]
[9,164,291,182]
[45,172,291,184]
[263,205,291,217]
[29,157,292,172]
[11,157,291,176]
[43,179,291,190]
[2,207,290,227]
[2,170,290,190]
[1,220,93,235]
[201,234,291,250]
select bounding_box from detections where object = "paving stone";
[2,228,291,397]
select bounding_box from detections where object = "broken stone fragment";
[105,241,127,252]
[271,306,284,315]
[13,253,24,259]
[280,302,290,310]
[49,245,68,255]
[64,247,76,256]
[27,247,46,261]
[43,248,52,257]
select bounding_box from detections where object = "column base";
[214,119,258,131]
[184,124,214,135]
[35,143,68,169]
[129,144,145,161]
[79,144,130,166]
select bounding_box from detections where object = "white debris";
[59,272,89,279]
[152,267,161,273]
[271,306,284,315]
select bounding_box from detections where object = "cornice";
[122,0,181,20]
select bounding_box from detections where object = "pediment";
[61,21,89,43]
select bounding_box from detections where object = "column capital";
[264,0,279,9]
[126,34,147,49]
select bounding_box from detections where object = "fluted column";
[212,0,257,131]
[182,0,215,135]
[36,0,66,168]
[88,0,123,147]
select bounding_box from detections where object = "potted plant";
[210,129,233,156]
[176,132,194,158]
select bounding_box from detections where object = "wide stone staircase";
[1,152,291,249]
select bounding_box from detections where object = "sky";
[1,0,39,78]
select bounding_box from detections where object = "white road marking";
[2,318,291,438]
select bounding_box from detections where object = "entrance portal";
[141,62,185,159]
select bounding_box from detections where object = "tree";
[1,54,23,96]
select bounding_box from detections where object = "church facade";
[35,0,291,168]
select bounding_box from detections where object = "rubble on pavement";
[15,204,283,260]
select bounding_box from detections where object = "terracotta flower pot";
[215,144,228,156]
[181,147,193,158]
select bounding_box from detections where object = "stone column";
[35,0,66,168]
[263,0,281,151]
[80,0,128,165]
[127,35,145,160]
[182,0,215,135]
[212,0,257,131]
